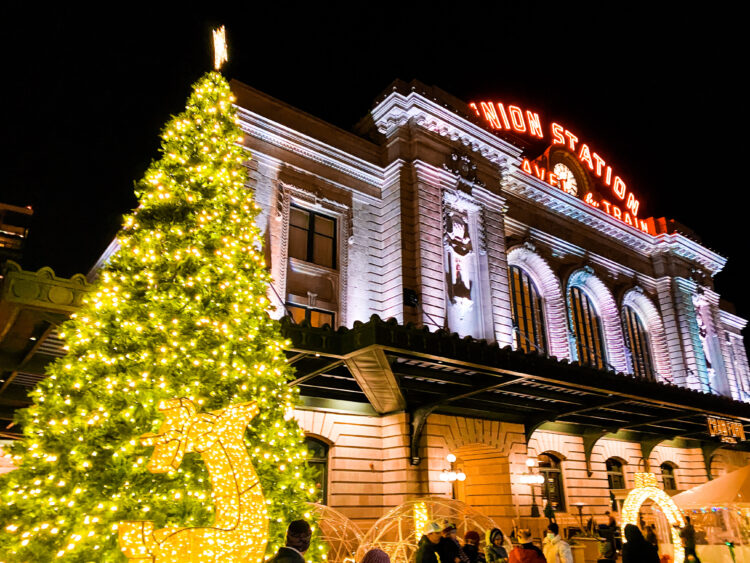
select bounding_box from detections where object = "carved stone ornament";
[443,150,485,192]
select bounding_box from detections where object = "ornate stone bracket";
[583,429,608,477]
[639,436,669,472]
[410,404,438,465]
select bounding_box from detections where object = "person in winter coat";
[542,523,573,563]
[438,523,470,563]
[415,521,443,563]
[463,531,486,563]
[508,529,545,563]
[484,528,509,563]
[621,523,659,563]
[266,520,312,563]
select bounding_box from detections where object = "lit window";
[661,462,677,490]
[509,265,547,355]
[622,306,655,380]
[305,437,329,504]
[287,304,335,328]
[568,286,607,369]
[539,453,565,512]
[289,206,336,269]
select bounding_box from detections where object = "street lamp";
[519,458,545,517]
[440,453,466,483]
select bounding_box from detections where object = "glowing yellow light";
[118,399,268,562]
[621,473,684,563]
[213,26,228,71]
[413,501,429,538]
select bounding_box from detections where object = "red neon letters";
[471,101,642,220]
[522,158,650,234]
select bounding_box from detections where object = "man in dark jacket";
[416,521,443,563]
[438,523,470,563]
[266,520,312,563]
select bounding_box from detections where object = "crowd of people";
[268,514,701,563]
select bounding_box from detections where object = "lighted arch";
[622,287,672,381]
[507,246,570,360]
[621,472,685,563]
[567,268,628,373]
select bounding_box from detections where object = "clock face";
[554,163,578,196]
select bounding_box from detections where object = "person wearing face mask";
[542,523,573,563]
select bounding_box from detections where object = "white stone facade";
[232,79,750,531]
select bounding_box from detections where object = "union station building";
[3,79,750,537]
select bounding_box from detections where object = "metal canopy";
[280,315,750,460]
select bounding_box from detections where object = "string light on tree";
[0,42,320,561]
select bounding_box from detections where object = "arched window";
[305,437,329,504]
[606,458,625,510]
[539,453,565,512]
[622,306,655,380]
[509,265,547,354]
[661,462,677,490]
[568,286,607,369]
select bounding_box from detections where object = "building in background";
[3,80,750,537]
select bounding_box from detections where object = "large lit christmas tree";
[0,70,318,561]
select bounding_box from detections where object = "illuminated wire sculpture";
[357,497,498,563]
[621,472,685,563]
[308,503,364,563]
[119,399,268,562]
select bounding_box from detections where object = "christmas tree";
[0,71,319,562]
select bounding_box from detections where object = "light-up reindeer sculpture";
[119,398,269,563]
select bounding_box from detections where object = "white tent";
[672,465,750,563]
[672,465,750,509]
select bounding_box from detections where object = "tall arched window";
[660,462,677,490]
[509,265,547,354]
[539,453,566,511]
[606,458,625,510]
[622,306,655,380]
[569,286,607,369]
[305,437,329,504]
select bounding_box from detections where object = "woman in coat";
[621,524,659,563]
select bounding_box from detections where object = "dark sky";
[3,9,748,317]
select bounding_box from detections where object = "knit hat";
[443,522,457,533]
[360,548,391,563]
[286,519,312,553]
[517,529,533,543]
[464,531,480,544]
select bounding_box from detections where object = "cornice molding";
[236,107,384,189]
[370,90,523,166]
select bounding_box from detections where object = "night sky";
[3,9,748,317]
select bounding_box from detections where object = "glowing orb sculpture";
[119,399,269,563]
[357,497,498,563]
[621,472,685,563]
[308,503,364,563]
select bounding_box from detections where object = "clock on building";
[554,163,578,196]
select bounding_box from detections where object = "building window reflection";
[569,286,607,369]
[539,453,565,512]
[509,265,547,355]
[661,462,677,490]
[622,306,655,380]
[289,206,337,269]
[305,437,329,504]
[606,458,625,510]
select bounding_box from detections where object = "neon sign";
[707,416,747,444]
[469,101,651,235]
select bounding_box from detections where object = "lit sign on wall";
[469,101,651,235]
[707,416,747,444]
